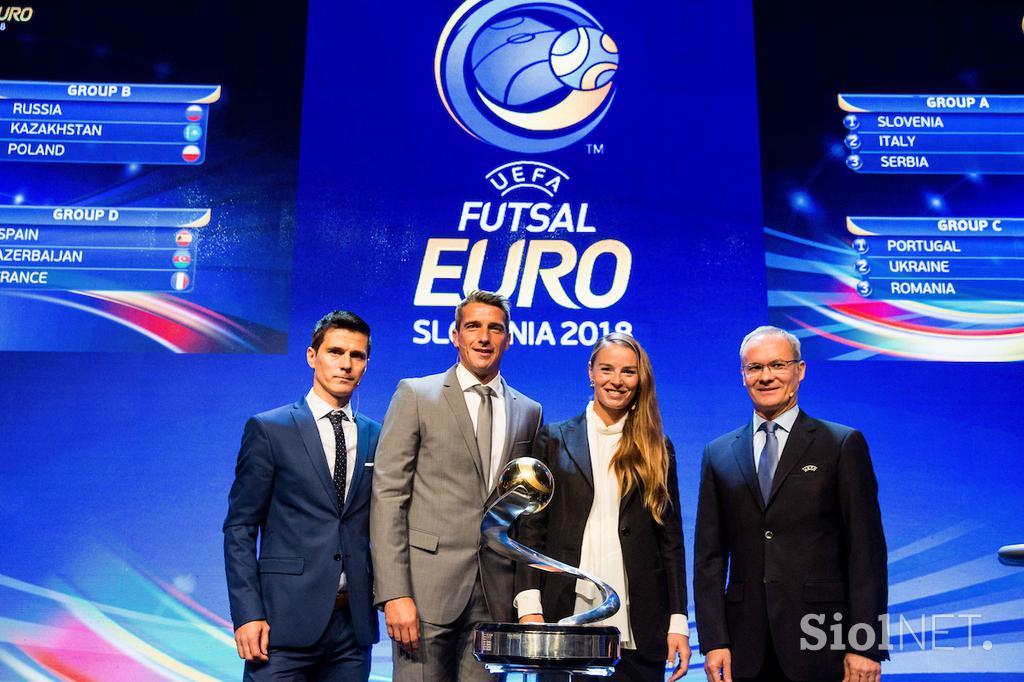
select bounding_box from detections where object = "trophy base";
[473,622,620,675]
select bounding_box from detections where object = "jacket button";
[764,530,774,540]
[334,554,342,561]
[620,527,630,536]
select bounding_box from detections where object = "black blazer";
[694,411,888,681]
[514,412,688,662]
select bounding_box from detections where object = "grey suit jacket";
[370,365,543,625]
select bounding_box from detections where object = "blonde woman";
[514,333,690,681]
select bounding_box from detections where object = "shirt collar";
[455,363,504,398]
[586,400,626,435]
[306,388,354,421]
[753,404,799,433]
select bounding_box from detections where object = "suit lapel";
[440,366,487,489]
[341,413,371,518]
[568,411,634,514]
[292,399,340,514]
[619,476,638,514]
[562,413,593,489]
[497,378,519,474]
[767,411,817,505]
[731,422,764,509]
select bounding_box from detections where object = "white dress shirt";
[576,402,634,645]
[753,405,800,473]
[306,389,358,589]
[515,402,688,642]
[455,363,506,489]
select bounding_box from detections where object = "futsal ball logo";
[435,0,619,153]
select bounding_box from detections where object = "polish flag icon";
[186,105,203,121]
[171,271,190,291]
[175,230,193,247]
[182,145,201,163]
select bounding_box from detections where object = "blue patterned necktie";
[757,421,780,502]
[327,410,348,509]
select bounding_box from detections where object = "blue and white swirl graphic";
[435,0,619,153]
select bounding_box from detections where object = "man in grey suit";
[371,290,543,682]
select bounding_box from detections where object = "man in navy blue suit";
[224,310,381,681]
[696,326,887,682]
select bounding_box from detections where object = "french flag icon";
[171,271,190,291]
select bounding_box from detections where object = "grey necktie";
[471,385,494,485]
[757,421,780,502]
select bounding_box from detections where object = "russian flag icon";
[186,105,203,122]
[171,271,190,291]
[182,145,201,163]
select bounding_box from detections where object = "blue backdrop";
[0,1,1021,680]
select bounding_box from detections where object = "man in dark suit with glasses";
[695,326,887,682]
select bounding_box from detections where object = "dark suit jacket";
[223,398,381,648]
[694,411,887,681]
[514,413,688,662]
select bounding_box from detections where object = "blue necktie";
[758,421,780,502]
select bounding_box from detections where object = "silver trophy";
[473,457,621,676]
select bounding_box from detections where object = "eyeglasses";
[742,359,801,376]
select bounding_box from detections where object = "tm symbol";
[587,143,605,155]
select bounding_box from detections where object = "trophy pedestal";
[473,622,620,676]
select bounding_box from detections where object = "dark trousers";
[609,650,666,682]
[540,649,665,682]
[243,606,370,682]
[736,640,793,682]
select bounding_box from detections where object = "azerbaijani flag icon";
[172,250,191,268]
[186,104,203,121]
[171,271,190,291]
[182,145,201,162]
[175,230,193,247]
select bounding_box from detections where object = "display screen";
[0,3,306,352]
[756,0,1024,361]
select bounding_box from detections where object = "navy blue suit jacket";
[694,412,887,681]
[223,398,381,648]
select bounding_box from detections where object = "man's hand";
[704,647,732,682]
[519,614,544,624]
[234,620,269,661]
[384,597,420,654]
[666,634,690,682]
[843,652,881,682]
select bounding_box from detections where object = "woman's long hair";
[589,332,670,524]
